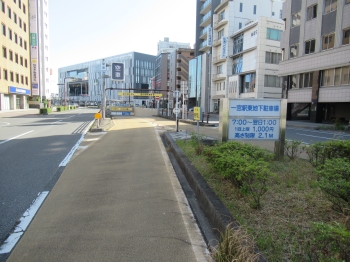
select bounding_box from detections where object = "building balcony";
[177,63,189,73]
[213,38,222,47]
[214,0,229,13]
[200,11,212,27]
[213,18,228,30]
[199,40,211,52]
[200,0,212,15]
[212,73,226,82]
[176,70,187,80]
[213,55,227,64]
[200,27,208,39]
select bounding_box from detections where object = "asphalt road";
[0,108,99,254]
[286,127,350,144]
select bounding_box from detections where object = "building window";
[218,11,225,21]
[13,12,17,23]
[19,18,22,28]
[21,75,23,84]
[265,52,282,64]
[9,50,13,61]
[240,3,243,12]
[324,0,337,14]
[23,22,26,32]
[264,75,282,87]
[25,76,28,85]
[322,68,335,86]
[343,28,350,45]
[241,73,256,93]
[8,28,12,40]
[217,64,223,74]
[239,22,242,29]
[299,72,313,88]
[19,37,22,47]
[14,33,18,44]
[290,44,299,58]
[1,23,5,36]
[24,40,27,49]
[272,12,275,16]
[253,5,256,14]
[341,66,350,84]
[15,53,18,63]
[1,0,5,13]
[305,39,316,54]
[232,56,243,74]
[266,28,282,40]
[18,0,21,8]
[280,10,282,19]
[24,58,27,67]
[10,71,14,81]
[7,6,11,18]
[22,3,25,14]
[291,12,301,27]
[233,34,243,54]
[322,32,335,50]
[218,28,224,38]
[290,75,299,89]
[16,73,19,83]
[2,46,6,58]
[307,5,317,21]
[4,69,8,80]
[20,56,23,65]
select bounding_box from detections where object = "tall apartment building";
[29,0,50,101]
[58,52,155,106]
[157,37,191,55]
[169,48,195,108]
[279,0,350,123]
[193,0,283,112]
[0,0,31,111]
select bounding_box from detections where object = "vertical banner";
[207,26,212,46]
[29,0,39,95]
[220,36,228,59]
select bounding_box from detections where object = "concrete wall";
[134,107,158,117]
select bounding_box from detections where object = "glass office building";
[58,52,156,105]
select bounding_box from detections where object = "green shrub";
[39,108,52,114]
[316,158,350,214]
[284,139,305,160]
[204,142,274,209]
[308,221,350,262]
[307,140,350,167]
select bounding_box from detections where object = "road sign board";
[94,113,102,119]
[173,108,180,114]
[155,96,159,101]
[194,107,201,121]
[111,63,124,81]
[101,62,106,72]
[174,90,181,98]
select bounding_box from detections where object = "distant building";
[279,0,350,123]
[0,0,31,110]
[157,37,191,55]
[169,48,195,108]
[29,0,51,101]
[228,17,284,101]
[58,52,156,106]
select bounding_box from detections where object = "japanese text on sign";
[230,100,281,117]
[194,107,201,121]
[228,118,280,140]
[111,63,124,81]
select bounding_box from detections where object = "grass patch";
[176,139,346,261]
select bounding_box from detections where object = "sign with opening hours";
[228,118,280,140]
[230,100,281,117]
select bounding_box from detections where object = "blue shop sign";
[9,86,31,95]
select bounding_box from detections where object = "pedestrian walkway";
[7,118,210,262]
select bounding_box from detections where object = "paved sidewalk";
[7,118,209,262]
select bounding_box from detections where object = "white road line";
[0,130,34,145]
[0,191,49,254]
[296,133,343,140]
[51,120,63,124]
[0,122,10,127]
[59,135,84,167]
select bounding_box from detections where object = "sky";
[49,0,196,74]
